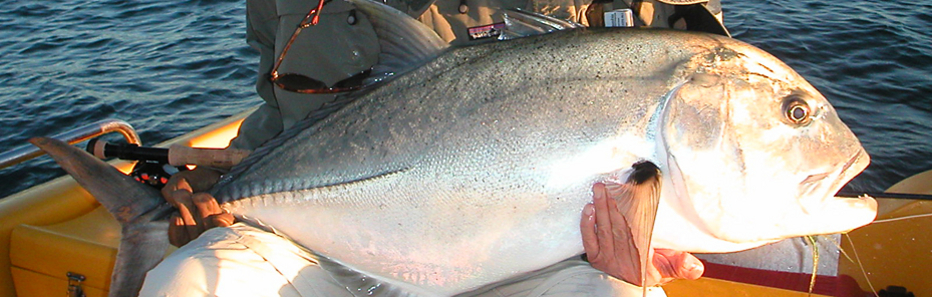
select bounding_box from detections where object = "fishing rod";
[87,139,250,169]
[87,139,251,188]
[836,191,932,201]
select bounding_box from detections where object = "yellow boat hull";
[1,111,247,297]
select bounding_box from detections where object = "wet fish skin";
[31,4,877,295]
[213,27,875,295]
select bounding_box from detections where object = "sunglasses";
[269,0,370,93]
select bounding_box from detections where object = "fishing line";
[804,235,819,296]
[871,213,932,224]
[842,233,879,297]
[825,234,879,297]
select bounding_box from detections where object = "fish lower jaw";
[797,191,832,216]
[654,209,783,253]
[759,195,878,243]
[653,227,781,253]
[817,194,878,229]
[676,194,877,252]
[798,188,877,218]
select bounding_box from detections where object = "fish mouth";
[799,149,869,215]
[834,149,870,191]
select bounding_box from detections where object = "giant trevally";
[31,0,878,295]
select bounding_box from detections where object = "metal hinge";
[67,272,86,297]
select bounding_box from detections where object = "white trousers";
[140,224,664,297]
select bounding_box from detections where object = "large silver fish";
[32,0,877,296]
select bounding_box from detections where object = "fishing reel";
[128,160,185,189]
[86,138,187,189]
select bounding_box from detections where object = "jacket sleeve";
[230,104,284,150]
[230,0,282,150]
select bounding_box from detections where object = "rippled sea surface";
[1,0,930,198]
[0,0,258,197]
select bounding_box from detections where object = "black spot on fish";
[629,161,660,185]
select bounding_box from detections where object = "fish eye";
[782,96,811,125]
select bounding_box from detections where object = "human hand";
[161,167,235,247]
[580,183,704,286]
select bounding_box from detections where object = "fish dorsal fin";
[605,161,662,293]
[348,0,448,81]
[500,8,584,40]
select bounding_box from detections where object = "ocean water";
[0,0,930,199]
[0,0,258,198]
[725,0,932,195]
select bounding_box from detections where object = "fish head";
[658,40,877,251]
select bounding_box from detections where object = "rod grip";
[167,144,251,170]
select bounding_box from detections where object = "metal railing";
[0,119,141,170]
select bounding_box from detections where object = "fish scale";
[215,26,871,295]
[31,1,876,295]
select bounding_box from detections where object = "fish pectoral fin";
[604,161,661,289]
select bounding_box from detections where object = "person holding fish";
[146,0,725,295]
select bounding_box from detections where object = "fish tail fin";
[110,219,172,296]
[605,161,662,294]
[29,137,172,297]
[28,137,166,223]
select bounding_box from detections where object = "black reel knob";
[130,160,187,189]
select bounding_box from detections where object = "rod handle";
[168,144,251,170]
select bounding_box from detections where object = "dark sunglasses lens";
[274,73,328,92]
[333,69,371,89]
